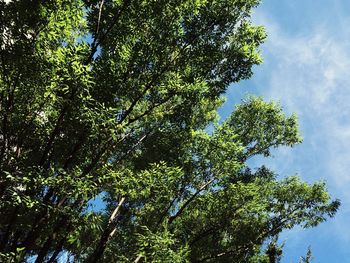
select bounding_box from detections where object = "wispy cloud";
[254,12,350,196]
[226,6,350,261]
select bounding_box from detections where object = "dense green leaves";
[0,0,339,262]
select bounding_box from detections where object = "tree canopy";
[0,0,339,262]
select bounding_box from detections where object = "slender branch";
[126,95,174,125]
[62,132,87,169]
[156,197,177,227]
[86,0,132,64]
[134,255,142,263]
[96,0,105,37]
[197,209,300,262]
[38,105,68,166]
[117,69,168,125]
[46,239,64,263]
[87,197,126,263]
[168,178,215,224]
[113,132,149,165]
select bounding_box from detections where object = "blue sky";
[221,1,350,262]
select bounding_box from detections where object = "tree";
[0,0,339,262]
[300,247,313,263]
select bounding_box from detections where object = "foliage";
[0,0,339,262]
[299,247,313,263]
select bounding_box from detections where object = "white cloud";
[225,4,350,261]
[253,12,350,195]
[243,11,350,259]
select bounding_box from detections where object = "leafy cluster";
[0,0,339,262]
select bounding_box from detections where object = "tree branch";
[87,197,126,263]
[168,178,215,225]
